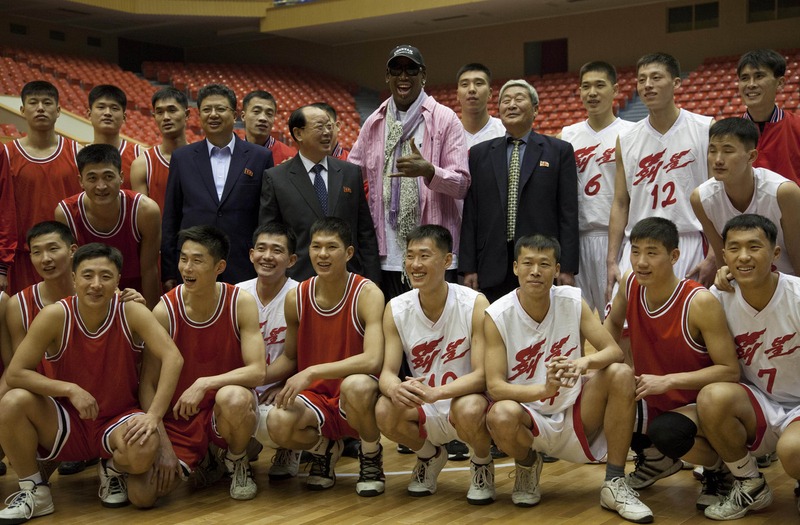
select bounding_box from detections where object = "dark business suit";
[460,132,578,298]
[161,135,274,284]
[259,155,380,282]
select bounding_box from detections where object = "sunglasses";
[388,65,422,77]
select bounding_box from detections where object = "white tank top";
[620,109,713,235]
[236,277,298,392]
[392,283,480,413]
[711,274,800,406]
[562,118,635,233]
[486,286,583,414]
[698,168,793,275]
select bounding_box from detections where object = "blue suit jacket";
[161,135,274,284]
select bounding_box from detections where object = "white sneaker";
[600,477,654,523]
[356,445,385,497]
[704,475,773,520]
[0,481,54,523]
[407,446,448,497]
[268,448,301,481]
[625,448,683,490]
[696,465,733,510]
[511,451,543,507]
[97,460,128,508]
[307,439,343,491]
[467,461,495,505]
[226,455,257,501]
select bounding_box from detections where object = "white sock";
[360,438,380,456]
[104,458,122,475]
[309,435,330,455]
[414,439,437,459]
[704,457,723,471]
[226,449,245,462]
[472,453,492,466]
[21,472,43,486]
[725,454,760,479]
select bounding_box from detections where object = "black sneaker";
[342,437,360,459]
[446,440,469,461]
[58,460,87,475]
[696,465,733,510]
[490,444,507,459]
[539,452,559,463]
[0,461,5,476]
[356,445,385,497]
[397,444,414,454]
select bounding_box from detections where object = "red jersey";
[58,189,143,292]
[18,283,54,377]
[46,294,142,418]
[332,143,349,161]
[296,273,368,398]
[745,107,800,186]
[162,283,244,411]
[0,137,81,294]
[141,146,170,215]
[265,136,296,164]
[118,140,141,191]
[625,273,712,412]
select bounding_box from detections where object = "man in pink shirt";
[348,45,470,300]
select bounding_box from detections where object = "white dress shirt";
[207,135,236,200]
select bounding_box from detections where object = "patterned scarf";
[383,91,428,253]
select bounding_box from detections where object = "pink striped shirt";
[349,96,470,256]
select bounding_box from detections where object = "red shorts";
[37,397,143,462]
[297,390,359,441]
[163,406,228,473]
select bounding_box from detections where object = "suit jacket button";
[217,211,223,217]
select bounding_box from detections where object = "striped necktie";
[507,139,522,241]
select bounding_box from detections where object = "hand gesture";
[119,288,147,305]
[275,369,314,409]
[69,385,99,419]
[634,374,670,402]
[544,363,562,398]
[123,412,159,446]
[172,379,207,420]
[714,265,735,292]
[390,140,434,180]
[391,376,426,409]
[606,262,621,304]
[150,440,181,494]
[549,356,587,388]
[258,383,283,406]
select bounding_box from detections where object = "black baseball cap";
[387,45,425,68]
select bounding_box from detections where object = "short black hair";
[77,144,121,175]
[252,222,297,256]
[21,80,59,105]
[722,214,778,249]
[456,63,492,84]
[515,234,561,263]
[737,49,786,78]
[709,117,760,151]
[177,225,230,263]
[88,84,127,112]
[151,87,188,110]
[288,106,309,142]
[580,61,617,85]
[630,217,679,253]
[73,243,123,273]
[636,52,681,80]
[27,221,75,248]
[406,224,452,255]
[310,102,337,121]
[310,217,352,248]
[243,91,277,112]
[197,83,237,112]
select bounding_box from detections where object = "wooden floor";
[1,444,797,524]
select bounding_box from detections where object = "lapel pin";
[539,161,550,167]
[343,186,352,193]
[244,168,253,177]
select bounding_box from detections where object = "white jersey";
[236,277,297,390]
[561,118,635,232]
[620,109,713,235]
[486,286,582,414]
[711,274,800,406]
[465,117,506,149]
[392,283,479,413]
[698,168,793,275]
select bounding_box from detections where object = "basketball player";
[375,225,493,503]
[607,53,715,299]
[236,222,300,480]
[456,63,505,149]
[696,214,800,519]
[558,61,635,318]
[87,85,139,190]
[691,117,800,276]
[604,217,740,507]
[254,217,386,496]
[130,87,190,214]
[55,144,161,309]
[242,91,296,164]
[0,243,183,520]
[483,234,652,521]
[0,80,82,295]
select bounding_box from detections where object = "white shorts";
[741,383,800,457]
[575,233,608,319]
[417,400,459,446]
[488,390,607,464]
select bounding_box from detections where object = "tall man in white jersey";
[456,63,505,149]
[698,214,800,519]
[375,225,492,504]
[559,61,635,317]
[607,52,715,300]
[691,117,800,277]
[484,234,653,523]
[236,222,300,480]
